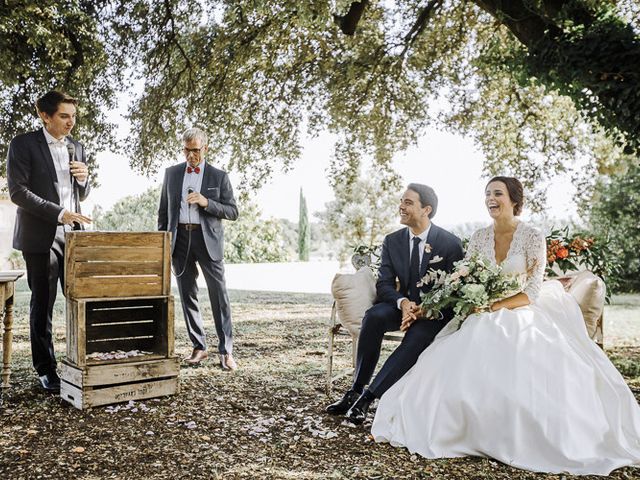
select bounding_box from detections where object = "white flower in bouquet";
[477,269,491,283]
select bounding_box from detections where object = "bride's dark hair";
[486,176,524,216]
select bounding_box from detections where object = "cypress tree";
[298,188,311,261]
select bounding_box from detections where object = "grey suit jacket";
[157,161,238,261]
[7,129,90,253]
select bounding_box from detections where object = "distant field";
[605,293,640,346]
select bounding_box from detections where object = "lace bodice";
[466,222,546,302]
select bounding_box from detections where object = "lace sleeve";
[464,229,484,259]
[522,226,547,303]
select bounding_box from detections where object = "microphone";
[186,188,194,211]
[66,142,76,163]
[66,143,78,229]
[66,143,76,184]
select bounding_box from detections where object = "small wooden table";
[0,271,24,388]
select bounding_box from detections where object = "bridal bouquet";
[418,254,523,327]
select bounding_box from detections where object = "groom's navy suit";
[354,223,464,397]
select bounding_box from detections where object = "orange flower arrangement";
[547,233,594,265]
[545,228,603,278]
[545,227,620,301]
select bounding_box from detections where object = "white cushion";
[331,267,376,337]
[562,271,606,339]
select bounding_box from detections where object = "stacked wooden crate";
[60,232,179,409]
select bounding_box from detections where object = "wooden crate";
[60,358,180,409]
[64,231,171,299]
[66,296,175,368]
[62,231,179,409]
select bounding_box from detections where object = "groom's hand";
[400,300,421,332]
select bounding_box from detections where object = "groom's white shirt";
[396,224,431,310]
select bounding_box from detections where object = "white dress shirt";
[397,224,432,309]
[179,161,205,224]
[42,128,74,224]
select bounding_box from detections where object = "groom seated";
[326,183,464,424]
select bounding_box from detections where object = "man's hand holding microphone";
[186,187,208,208]
[63,143,91,226]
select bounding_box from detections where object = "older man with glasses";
[158,127,239,370]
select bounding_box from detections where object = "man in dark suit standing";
[7,90,91,392]
[326,183,464,423]
[158,128,239,370]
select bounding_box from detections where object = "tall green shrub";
[589,162,640,293]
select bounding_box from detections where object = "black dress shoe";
[38,372,61,393]
[326,389,361,415]
[346,392,375,425]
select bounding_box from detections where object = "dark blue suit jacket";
[7,129,90,253]
[157,161,238,261]
[376,224,464,308]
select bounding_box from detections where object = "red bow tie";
[187,166,201,174]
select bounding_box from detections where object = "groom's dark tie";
[409,236,422,302]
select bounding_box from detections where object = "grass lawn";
[1,282,639,479]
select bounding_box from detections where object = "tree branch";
[63,27,85,88]
[403,0,443,45]
[334,0,369,35]
[472,0,562,47]
[164,0,193,73]
[399,0,443,58]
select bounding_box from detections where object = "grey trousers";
[173,229,233,354]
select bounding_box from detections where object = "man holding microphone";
[158,128,239,370]
[7,90,91,392]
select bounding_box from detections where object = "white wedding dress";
[372,222,640,475]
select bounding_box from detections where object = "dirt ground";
[1,286,639,479]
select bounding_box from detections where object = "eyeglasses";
[183,147,203,155]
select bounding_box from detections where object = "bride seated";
[372,176,640,476]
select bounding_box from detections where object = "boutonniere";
[424,243,432,253]
[429,255,443,264]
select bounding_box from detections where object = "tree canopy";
[1,0,638,210]
[0,0,123,179]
